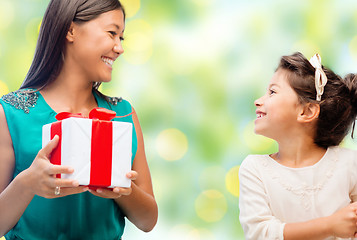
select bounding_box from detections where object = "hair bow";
[309,53,327,101]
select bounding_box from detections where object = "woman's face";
[66,9,125,83]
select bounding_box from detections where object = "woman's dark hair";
[278,52,357,148]
[20,0,125,98]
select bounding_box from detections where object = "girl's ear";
[66,22,75,42]
[297,103,320,123]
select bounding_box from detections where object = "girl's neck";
[272,138,327,168]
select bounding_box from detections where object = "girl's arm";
[239,157,286,240]
[284,204,357,240]
[284,150,357,240]
[89,107,158,232]
[239,157,357,240]
[0,105,87,236]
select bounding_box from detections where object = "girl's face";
[67,9,125,83]
[254,69,303,140]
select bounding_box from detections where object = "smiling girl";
[239,52,357,240]
[0,0,157,239]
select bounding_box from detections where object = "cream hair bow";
[309,53,327,101]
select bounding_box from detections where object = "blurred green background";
[1,0,357,239]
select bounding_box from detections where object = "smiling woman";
[64,9,125,83]
[0,0,157,239]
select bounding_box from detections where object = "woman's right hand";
[328,202,357,238]
[22,135,88,198]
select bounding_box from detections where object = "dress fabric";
[0,89,138,240]
[239,147,357,240]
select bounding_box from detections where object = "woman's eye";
[109,31,117,36]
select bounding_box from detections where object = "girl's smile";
[254,69,301,140]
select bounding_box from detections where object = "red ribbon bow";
[55,107,117,121]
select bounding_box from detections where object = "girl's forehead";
[269,70,288,85]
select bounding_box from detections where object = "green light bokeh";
[1,0,357,239]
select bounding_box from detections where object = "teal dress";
[0,89,137,240]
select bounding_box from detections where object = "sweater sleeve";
[239,155,286,240]
[348,149,357,202]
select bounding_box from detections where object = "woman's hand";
[88,171,138,199]
[327,202,357,238]
[22,135,88,198]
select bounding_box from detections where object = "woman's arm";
[0,105,87,236]
[89,107,158,232]
[115,107,158,231]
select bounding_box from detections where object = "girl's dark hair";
[278,52,357,148]
[20,0,125,99]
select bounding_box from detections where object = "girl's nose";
[254,96,263,107]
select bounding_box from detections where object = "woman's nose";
[113,41,124,55]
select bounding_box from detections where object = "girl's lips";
[255,111,266,119]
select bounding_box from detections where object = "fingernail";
[97,189,102,193]
[72,181,79,187]
[113,188,120,193]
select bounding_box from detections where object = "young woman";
[239,52,357,240]
[0,0,157,239]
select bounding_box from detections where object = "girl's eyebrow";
[268,83,279,88]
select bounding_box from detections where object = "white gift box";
[42,117,133,188]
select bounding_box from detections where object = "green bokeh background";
[1,0,357,239]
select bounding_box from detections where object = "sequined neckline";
[1,89,39,114]
[1,88,122,114]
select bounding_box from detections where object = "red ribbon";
[50,107,126,187]
[55,107,117,121]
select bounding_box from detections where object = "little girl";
[239,52,357,240]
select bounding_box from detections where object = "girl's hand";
[88,171,138,199]
[23,135,88,198]
[328,202,357,238]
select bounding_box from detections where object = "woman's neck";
[40,71,98,116]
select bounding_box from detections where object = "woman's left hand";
[88,171,138,199]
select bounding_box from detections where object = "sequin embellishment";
[1,89,38,114]
[107,96,122,105]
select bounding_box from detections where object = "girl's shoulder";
[240,154,271,173]
[334,146,357,154]
[333,146,357,163]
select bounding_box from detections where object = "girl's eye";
[269,89,276,95]
[120,37,124,41]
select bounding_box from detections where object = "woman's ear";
[297,103,320,123]
[66,22,75,42]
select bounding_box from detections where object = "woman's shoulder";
[95,92,134,120]
[0,88,39,114]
